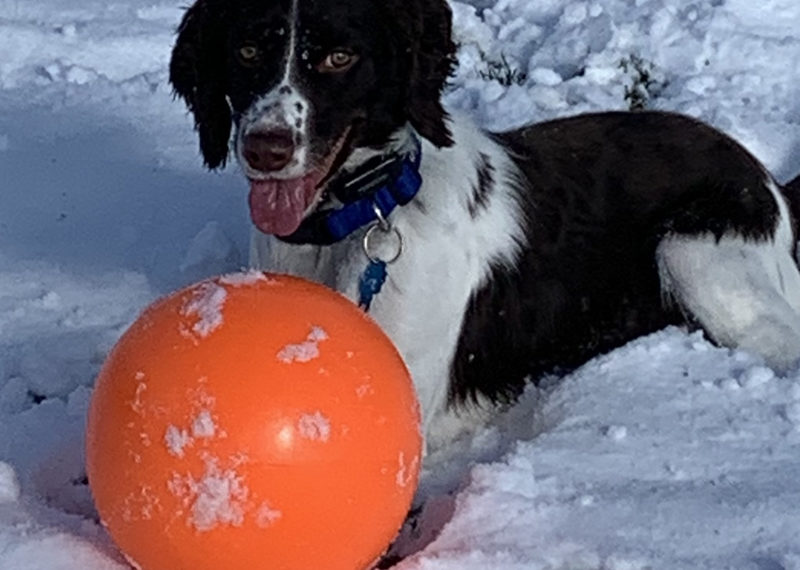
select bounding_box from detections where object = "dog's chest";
[250,215,482,426]
[248,124,526,428]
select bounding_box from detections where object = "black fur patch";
[467,153,495,218]
[451,111,781,405]
[169,0,457,170]
[169,0,232,169]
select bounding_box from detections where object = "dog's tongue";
[248,177,317,236]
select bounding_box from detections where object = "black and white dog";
[170,0,800,446]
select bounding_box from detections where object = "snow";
[396,453,420,490]
[395,330,800,569]
[165,408,216,457]
[163,425,192,458]
[179,221,241,284]
[168,455,250,532]
[192,409,217,439]
[254,502,283,529]
[277,326,329,364]
[0,0,800,569]
[180,281,227,339]
[0,463,20,504]
[218,269,271,287]
[298,411,332,443]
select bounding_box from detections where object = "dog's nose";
[242,130,295,172]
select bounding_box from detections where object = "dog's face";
[170,0,456,235]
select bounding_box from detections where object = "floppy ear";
[169,0,231,169]
[406,0,457,148]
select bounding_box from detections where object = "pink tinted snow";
[219,270,273,287]
[396,452,419,489]
[298,411,332,442]
[130,374,147,416]
[277,326,329,363]
[255,502,283,529]
[192,409,217,438]
[168,456,249,532]
[164,425,192,458]
[180,282,227,338]
[167,452,282,533]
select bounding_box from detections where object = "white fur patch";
[250,114,525,443]
[657,179,800,371]
[234,0,310,181]
[235,85,310,180]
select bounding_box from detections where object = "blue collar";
[277,137,422,246]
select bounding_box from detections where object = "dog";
[169,0,800,447]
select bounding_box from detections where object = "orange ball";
[86,272,421,570]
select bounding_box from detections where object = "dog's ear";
[169,0,231,169]
[406,0,457,148]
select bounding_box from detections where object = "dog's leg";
[657,182,800,371]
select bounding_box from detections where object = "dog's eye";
[237,45,260,64]
[317,50,358,73]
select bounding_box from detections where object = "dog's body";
[170,0,800,444]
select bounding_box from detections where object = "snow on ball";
[86,272,422,570]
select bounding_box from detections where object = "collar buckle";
[328,153,406,205]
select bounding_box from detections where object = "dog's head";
[169,0,456,235]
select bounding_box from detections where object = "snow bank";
[396,330,800,569]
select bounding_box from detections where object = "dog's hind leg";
[656,180,800,372]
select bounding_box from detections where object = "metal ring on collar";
[363,223,403,264]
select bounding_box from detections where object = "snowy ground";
[1,0,800,568]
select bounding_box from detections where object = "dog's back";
[454,111,797,403]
